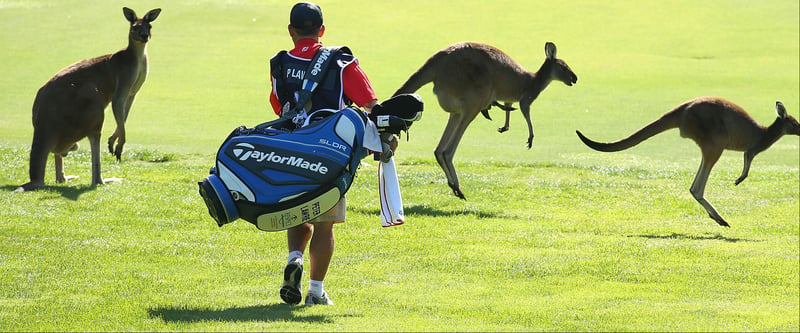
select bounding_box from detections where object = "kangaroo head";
[123,7,161,43]
[542,42,577,87]
[775,101,800,136]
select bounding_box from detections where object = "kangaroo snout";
[561,70,577,86]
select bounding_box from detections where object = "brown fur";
[16,7,161,192]
[576,97,800,226]
[393,42,578,199]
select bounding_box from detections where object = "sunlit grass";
[0,0,797,331]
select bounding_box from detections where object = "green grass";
[1,0,798,331]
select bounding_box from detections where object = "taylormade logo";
[233,143,328,175]
[309,48,331,76]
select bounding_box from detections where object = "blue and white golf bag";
[198,107,369,231]
[198,94,423,232]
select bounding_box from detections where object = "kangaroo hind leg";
[689,147,729,227]
[435,111,479,200]
[88,133,105,186]
[16,132,53,192]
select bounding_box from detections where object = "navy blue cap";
[290,2,323,33]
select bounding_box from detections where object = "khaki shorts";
[310,196,346,223]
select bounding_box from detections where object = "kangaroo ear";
[123,7,137,23]
[545,42,557,59]
[144,8,161,22]
[775,101,787,119]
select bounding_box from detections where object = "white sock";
[309,279,324,296]
[288,251,303,265]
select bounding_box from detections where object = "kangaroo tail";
[392,51,445,97]
[576,105,685,152]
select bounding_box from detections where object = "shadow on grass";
[2,184,95,200]
[631,233,758,243]
[148,304,359,323]
[351,204,502,219]
[406,204,502,218]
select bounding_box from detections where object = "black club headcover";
[369,93,424,135]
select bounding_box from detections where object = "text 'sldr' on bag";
[198,107,369,232]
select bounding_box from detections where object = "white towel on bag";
[362,119,383,152]
[379,157,404,227]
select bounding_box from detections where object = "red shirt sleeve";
[269,75,282,116]
[342,61,378,107]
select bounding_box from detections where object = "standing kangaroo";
[15,7,161,192]
[393,41,578,199]
[576,97,800,226]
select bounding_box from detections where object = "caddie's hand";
[280,102,293,119]
[381,133,398,153]
[379,133,398,163]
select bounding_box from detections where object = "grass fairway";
[1,0,798,331]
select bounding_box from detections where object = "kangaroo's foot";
[709,214,730,227]
[448,183,466,200]
[113,144,124,161]
[697,197,731,227]
[14,181,44,192]
[102,177,124,184]
[56,174,79,184]
[498,126,509,133]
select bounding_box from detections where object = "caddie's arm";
[363,99,378,114]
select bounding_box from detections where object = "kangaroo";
[576,97,800,226]
[393,41,578,199]
[15,7,161,192]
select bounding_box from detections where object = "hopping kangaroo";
[576,97,800,227]
[16,7,161,192]
[393,41,578,199]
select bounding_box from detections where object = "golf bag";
[198,107,370,231]
[198,94,424,232]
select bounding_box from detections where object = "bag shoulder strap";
[263,46,349,131]
[269,50,288,83]
[290,46,346,115]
